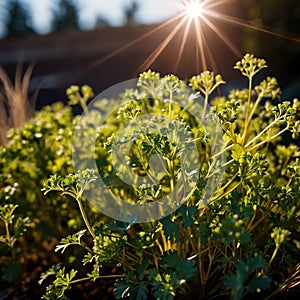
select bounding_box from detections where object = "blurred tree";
[0,1,7,36]
[4,0,36,38]
[52,0,80,32]
[125,0,139,24]
[94,17,109,29]
[243,0,300,87]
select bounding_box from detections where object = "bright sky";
[16,0,183,34]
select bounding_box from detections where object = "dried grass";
[0,64,37,144]
[266,263,300,299]
[282,263,300,291]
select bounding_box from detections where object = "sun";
[94,0,300,77]
[183,0,205,19]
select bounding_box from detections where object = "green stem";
[169,159,175,192]
[221,174,238,191]
[202,93,209,120]
[159,228,169,251]
[268,247,279,267]
[248,213,271,233]
[244,118,279,149]
[80,96,89,115]
[70,274,125,285]
[5,221,15,258]
[5,221,11,245]
[180,96,197,116]
[205,240,214,282]
[247,125,289,152]
[210,180,241,202]
[76,196,96,239]
[168,91,173,119]
[246,210,257,231]
[222,158,234,167]
[247,94,263,125]
[155,238,164,255]
[212,143,233,159]
[242,75,253,145]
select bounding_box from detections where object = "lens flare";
[88,0,300,80]
[184,0,205,19]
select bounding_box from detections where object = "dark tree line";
[2,0,80,38]
[52,0,79,32]
[5,0,35,37]
[1,0,139,39]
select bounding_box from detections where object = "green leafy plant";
[0,203,30,283]
[40,54,300,299]
[0,91,96,292]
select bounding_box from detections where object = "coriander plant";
[40,54,300,299]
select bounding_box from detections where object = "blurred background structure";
[0,0,300,109]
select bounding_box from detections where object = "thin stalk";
[212,143,234,159]
[222,158,234,167]
[180,96,197,117]
[198,238,206,299]
[168,91,173,119]
[247,125,289,152]
[248,211,272,233]
[202,93,209,120]
[268,247,279,267]
[168,159,175,193]
[244,118,278,148]
[242,75,253,145]
[247,94,263,124]
[159,228,169,251]
[70,274,125,285]
[246,210,257,231]
[152,248,159,269]
[122,252,139,264]
[80,97,89,115]
[205,240,214,283]
[230,123,236,142]
[5,221,15,259]
[76,196,96,239]
[210,181,241,203]
[220,174,238,191]
[155,237,165,255]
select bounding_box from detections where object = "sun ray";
[195,35,200,74]
[138,15,189,71]
[84,0,300,85]
[206,0,236,10]
[196,19,221,76]
[203,35,219,75]
[201,15,241,57]
[90,12,186,69]
[193,17,207,70]
[182,0,211,9]
[174,17,193,73]
[206,10,300,43]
